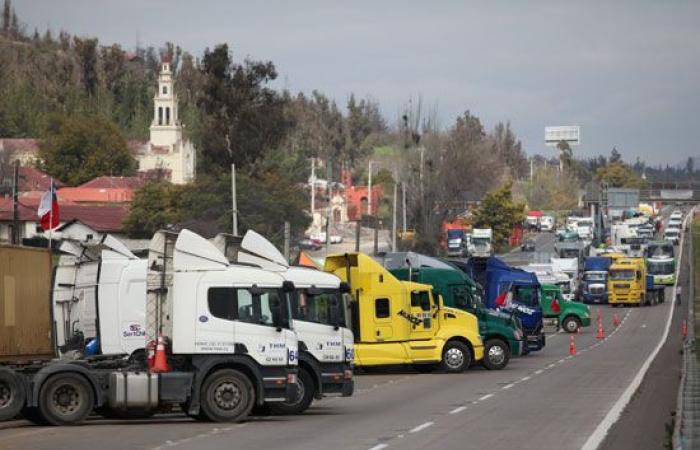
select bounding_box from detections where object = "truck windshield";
[291,289,344,327]
[584,272,606,281]
[559,249,580,258]
[609,270,635,281]
[646,244,673,258]
[647,260,674,275]
[452,285,476,309]
[512,285,539,307]
[472,238,489,246]
[208,287,287,328]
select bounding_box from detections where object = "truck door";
[407,290,434,340]
[197,284,236,353]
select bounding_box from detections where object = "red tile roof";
[0,197,129,232]
[17,167,64,191]
[58,187,134,203]
[79,176,145,190]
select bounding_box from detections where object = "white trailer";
[468,228,493,257]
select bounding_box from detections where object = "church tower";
[150,56,182,146]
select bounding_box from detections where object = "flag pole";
[48,178,52,252]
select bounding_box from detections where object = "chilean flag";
[551,295,561,314]
[38,180,59,231]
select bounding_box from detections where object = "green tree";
[595,162,643,188]
[123,182,183,238]
[523,166,579,211]
[472,181,525,248]
[39,114,136,185]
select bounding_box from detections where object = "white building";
[133,57,196,184]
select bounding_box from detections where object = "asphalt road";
[0,231,683,450]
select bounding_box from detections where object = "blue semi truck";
[580,256,611,304]
[458,257,546,352]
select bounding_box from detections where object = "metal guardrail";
[674,213,697,449]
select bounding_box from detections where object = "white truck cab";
[212,230,354,414]
[52,235,146,359]
[469,228,493,257]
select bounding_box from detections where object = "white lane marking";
[521,376,531,381]
[449,406,467,414]
[582,209,693,450]
[479,393,494,401]
[558,358,566,363]
[367,444,389,450]
[502,383,515,390]
[534,369,543,375]
[546,363,556,369]
[409,421,434,433]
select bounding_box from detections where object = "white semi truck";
[213,231,354,414]
[0,229,298,425]
[468,228,493,257]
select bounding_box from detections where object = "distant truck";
[390,265,524,370]
[580,256,612,304]
[478,257,546,351]
[608,257,662,306]
[446,228,468,257]
[540,216,555,232]
[539,284,591,333]
[468,228,493,257]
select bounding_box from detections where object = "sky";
[12,0,700,166]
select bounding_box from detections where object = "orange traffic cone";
[682,320,688,338]
[613,313,620,328]
[151,334,171,373]
[597,308,602,323]
[597,321,605,340]
[569,335,577,356]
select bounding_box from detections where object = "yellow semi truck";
[608,257,650,306]
[324,252,483,373]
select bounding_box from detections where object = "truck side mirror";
[329,297,341,330]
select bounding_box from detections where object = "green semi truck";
[391,267,524,370]
[540,283,591,333]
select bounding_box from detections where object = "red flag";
[551,295,561,314]
[37,180,59,231]
[495,291,508,308]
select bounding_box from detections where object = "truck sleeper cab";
[3,230,299,426]
[212,230,354,415]
[325,253,484,373]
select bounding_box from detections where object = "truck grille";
[589,286,605,295]
[614,284,630,289]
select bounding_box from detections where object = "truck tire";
[200,369,254,422]
[0,370,25,421]
[267,368,314,415]
[562,316,581,334]
[38,373,95,425]
[440,341,472,373]
[482,338,510,370]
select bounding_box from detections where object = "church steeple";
[150,55,182,147]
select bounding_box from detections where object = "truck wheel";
[562,316,581,334]
[200,369,254,422]
[0,370,25,421]
[39,373,94,425]
[482,339,510,370]
[440,341,472,373]
[268,368,314,415]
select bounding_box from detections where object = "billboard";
[660,189,693,200]
[545,126,580,147]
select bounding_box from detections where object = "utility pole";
[283,221,290,262]
[310,157,315,217]
[325,158,332,254]
[392,182,397,252]
[355,220,361,252]
[231,164,239,236]
[373,219,379,256]
[402,182,407,233]
[530,158,534,181]
[367,160,373,216]
[11,160,19,245]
